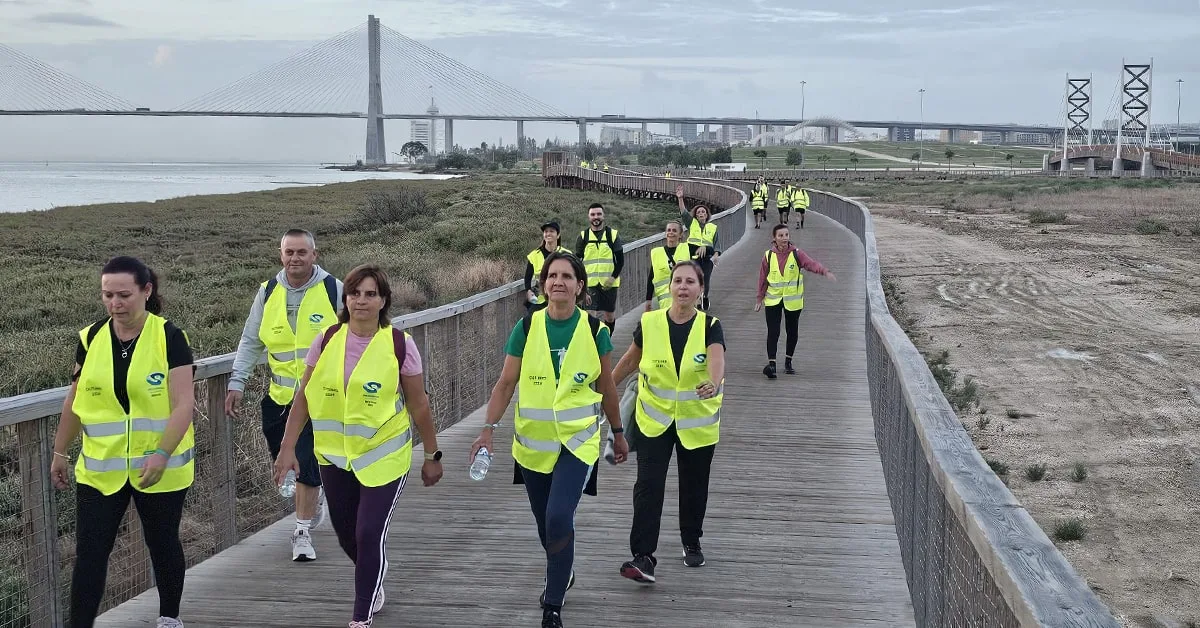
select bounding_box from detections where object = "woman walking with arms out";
[275,265,443,628]
[611,261,726,584]
[50,256,195,628]
[757,224,836,379]
[470,252,629,628]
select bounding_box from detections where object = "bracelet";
[53,451,70,461]
[611,427,624,434]
[482,422,500,430]
[153,448,170,459]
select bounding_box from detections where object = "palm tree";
[849,155,860,171]
[817,154,830,171]
[1005,153,1014,171]
[753,149,768,170]
[910,151,921,172]
[944,149,955,171]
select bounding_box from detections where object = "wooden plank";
[95,198,915,628]
[205,374,238,551]
[17,418,63,628]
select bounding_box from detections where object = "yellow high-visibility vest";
[527,246,572,304]
[513,309,603,473]
[634,309,722,449]
[751,184,768,210]
[259,280,337,406]
[687,221,717,253]
[579,228,621,288]
[648,245,693,309]
[776,186,794,209]
[763,249,804,311]
[792,187,810,209]
[72,314,195,495]
[307,325,413,487]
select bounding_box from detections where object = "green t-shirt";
[504,309,613,379]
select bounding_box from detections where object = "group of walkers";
[50,176,833,628]
[750,175,811,231]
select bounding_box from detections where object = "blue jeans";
[520,449,593,606]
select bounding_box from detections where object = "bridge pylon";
[365,14,386,165]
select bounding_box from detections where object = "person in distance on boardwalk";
[526,220,572,312]
[470,252,629,628]
[756,224,836,379]
[225,229,337,562]
[275,265,442,628]
[612,260,726,583]
[751,175,769,229]
[675,183,720,310]
[644,220,694,312]
[792,184,811,230]
[776,178,795,227]
[50,256,195,628]
[575,202,625,335]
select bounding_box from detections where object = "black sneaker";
[683,544,706,567]
[539,570,575,608]
[763,362,777,379]
[620,554,657,583]
[784,359,795,375]
[542,608,563,628]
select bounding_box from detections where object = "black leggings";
[765,303,802,360]
[72,482,188,627]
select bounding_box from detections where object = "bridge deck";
[97,210,914,627]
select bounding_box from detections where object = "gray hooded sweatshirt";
[228,265,343,393]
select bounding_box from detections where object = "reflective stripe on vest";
[306,325,413,487]
[259,279,338,406]
[751,185,768,209]
[579,228,620,288]
[512,309,604,473]
[686,221,717,250]
[763,249,804,311]
[649,245,692,309]
[777,187,793,208]
[71,314,195,495]
[634,309,723,450]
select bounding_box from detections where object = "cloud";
[151,44,172,68]
[30,12,120,27]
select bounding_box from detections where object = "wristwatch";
[424,450,443,462]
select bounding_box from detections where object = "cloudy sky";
[1,0,1197,162]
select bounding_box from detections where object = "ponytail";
[101,256,164,314]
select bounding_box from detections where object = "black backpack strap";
[521,311,534,338]
[323,275,339,311]
[604,227,615,248]
[587,313,603,348]
[83,319,107,351]
[319,323,343,351]
[391,327,408,367]
[263,278,279,302]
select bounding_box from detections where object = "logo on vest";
[572,372,588,384]
[693,353,707,364]
[146,372,165,386]
[309,313,325,324]
[363,381,382,394]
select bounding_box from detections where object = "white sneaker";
[311,487,328,530]
[157,618,184,628]
[292,528,316,562]
[371,558,389,614]
[348,621,371,628]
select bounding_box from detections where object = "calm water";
[0,162,455,213]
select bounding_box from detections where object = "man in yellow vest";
[751,175,769,229]
[643,220,694,311]
[792,185,811,229]
[575,202,625,334]
[776,178,795,226]
[226,229,341,561]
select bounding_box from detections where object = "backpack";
[264,274,339,311]
[319,323,407,367]
[580,227,616,251]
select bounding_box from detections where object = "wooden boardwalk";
[98,210,915,627]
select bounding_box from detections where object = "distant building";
[981,131,1004,144]
[891,127,916,142]
[720,125,752,144]
[410,99,440,154]
[669,123,698,143]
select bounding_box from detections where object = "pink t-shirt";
[305,329,423,393]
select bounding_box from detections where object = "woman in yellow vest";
[50,256,195,628]
[755,224,837,379]
[274,265,443,628]
[675,183,720,310]
[611,261,725,583]
[751,175,769,229]
[470,252,627,628]
[525,220,572,312]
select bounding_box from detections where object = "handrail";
[0,166,746,628]
[608,165,1047,180]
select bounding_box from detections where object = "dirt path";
[872,210,1200,627]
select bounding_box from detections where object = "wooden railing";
[0,168,747,628]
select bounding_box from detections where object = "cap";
[540,221,561,233]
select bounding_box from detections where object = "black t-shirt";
[73,319,195,414]
[633,313,725,374]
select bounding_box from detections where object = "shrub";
[357,188,432,227]
[1134,218,1168,235]
[1025,464,1047,482]
[1070,462,1088,482]
[1027,210,1067,224]
[1053,519,1086,541]
[986,458,1009,476]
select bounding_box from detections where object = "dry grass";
[0,174,677,397]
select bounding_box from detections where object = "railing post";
[207,374,238,551]
[18,418,63,628]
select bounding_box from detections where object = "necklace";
[117,334,139,359]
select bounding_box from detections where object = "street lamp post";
[918,88,926,171]
[800,80,807,122]
[1177,78,1184,153]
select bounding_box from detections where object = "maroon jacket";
[757,245,828,300]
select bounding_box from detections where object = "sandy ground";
[870,199,1200,627]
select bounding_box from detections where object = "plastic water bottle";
[603,430,617,465]
[279,470,297,498]
[469,448,492,481]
